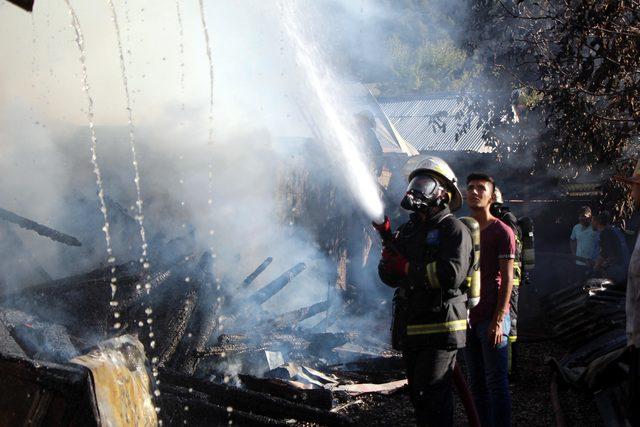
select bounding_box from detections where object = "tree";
[458,0,640,215]
[462,0,640,171]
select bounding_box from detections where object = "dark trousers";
[572,264,589,285]
[464,317,512,427]
[403,348,457,427]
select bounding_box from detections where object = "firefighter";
[373,156,473,426]
[490,187,522,379]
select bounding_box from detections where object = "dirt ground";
[343,341,601,426]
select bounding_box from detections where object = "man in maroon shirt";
[464,173,515,427]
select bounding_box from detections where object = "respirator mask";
[401,175,447,212]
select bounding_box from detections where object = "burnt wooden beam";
[248,262,306,306]
[268,300,330,329]
[242,257,273,287]
[239,374,333,410]
[0,207,81,247]
[160,384,288,426]
[160,369,352,426]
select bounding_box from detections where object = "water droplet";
[110,301,119,307]
[184,406,189,411]
[188,388,193,393]
[184,277,190,283]
[138,321,144,327]
[152,357,158,364]
[145,282,151,290]
[149,332,154,338]
[150,341,156,349]
[143,262,150,269]
[226,406,233,413]
[113,322,121,329]
[114,312,120,318]
[154,390,161,397]
[155,406,161,413]
[147,318,153,325]
[145,307,153,315]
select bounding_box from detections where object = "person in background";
[622,210,640,252]
[570,206,599,283]
[613,163,640,424]
[490,187,523,380]
[465,173,515,427]
[593,210,629,284]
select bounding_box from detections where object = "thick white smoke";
[0,0,404,320]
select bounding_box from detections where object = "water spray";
[106,0,159,407]
[63,0,116,286]
[279,1,385,225]
[106,0,150,274]
[198,0,224,345]
[175,0,185,111]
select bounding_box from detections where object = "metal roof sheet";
[377,95,492,153]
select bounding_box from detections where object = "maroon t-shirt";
[469,219,516,325]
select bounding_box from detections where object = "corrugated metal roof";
[377,95,492,153]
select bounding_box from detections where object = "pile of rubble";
[0,251,406,426]
[542,278,633,425]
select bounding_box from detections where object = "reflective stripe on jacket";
[379,208,473,350]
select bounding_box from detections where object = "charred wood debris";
[542,277,635,425]
[0,243,405,426]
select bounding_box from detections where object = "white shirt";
[627,233,640,347]
[570,223,599,266]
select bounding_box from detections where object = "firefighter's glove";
[381,247,409,277]
[372,216,391,234]
[372,216,394,244]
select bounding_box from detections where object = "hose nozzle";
[372,215,393,245]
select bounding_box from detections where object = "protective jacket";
[379,208,473,351]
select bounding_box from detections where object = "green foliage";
[386,36,470,93]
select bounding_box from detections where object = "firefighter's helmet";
[407,156,463,211]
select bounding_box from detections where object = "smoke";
[0,0,479,356]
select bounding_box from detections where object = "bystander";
[570,206,598,283]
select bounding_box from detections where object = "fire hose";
[453,362,481,427]
[550,372,567,427]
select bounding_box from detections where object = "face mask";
[400,175,445,212]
